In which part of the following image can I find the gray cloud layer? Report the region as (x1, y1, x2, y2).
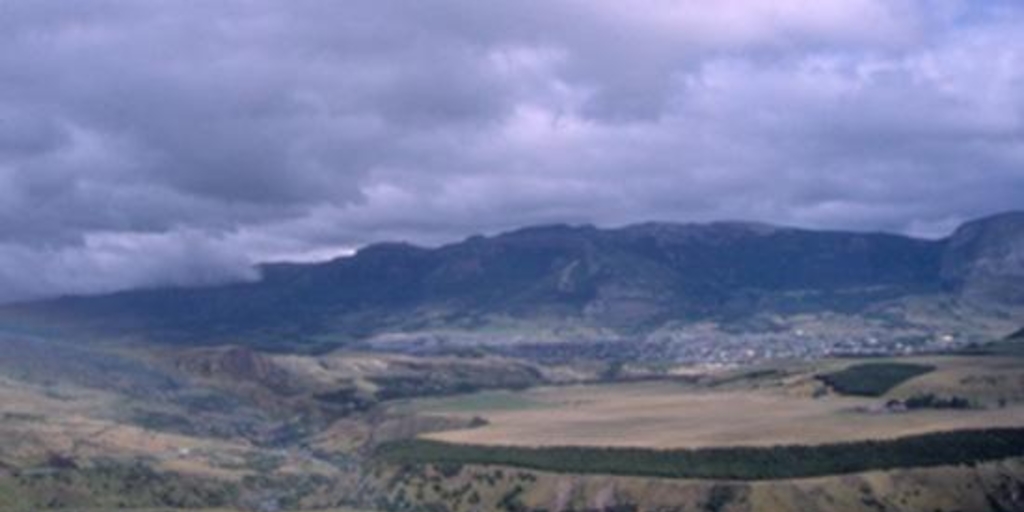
(1, 0, 1023, 302)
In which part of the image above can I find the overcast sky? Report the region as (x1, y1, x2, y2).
(1, 0, 1023, 302)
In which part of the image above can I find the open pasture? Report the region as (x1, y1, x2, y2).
(417, 355, 1024, 449)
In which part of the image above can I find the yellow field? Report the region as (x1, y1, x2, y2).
(418, 356, 1024, 449)
(889, 356, 1024, 403)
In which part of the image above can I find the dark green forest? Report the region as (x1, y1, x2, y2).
(378, 428, 1024, 480)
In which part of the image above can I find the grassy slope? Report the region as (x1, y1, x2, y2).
(372, 456, 1024, 512)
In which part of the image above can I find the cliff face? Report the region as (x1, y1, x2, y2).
(942, 212, 1024, 303)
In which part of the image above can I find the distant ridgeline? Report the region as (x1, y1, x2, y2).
(2, 211, 1023, 348)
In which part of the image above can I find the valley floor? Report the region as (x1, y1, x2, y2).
(3, 334, 1024, 512)
(417, 379, 1024, 449)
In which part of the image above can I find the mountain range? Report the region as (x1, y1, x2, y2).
(3, 211, 1023, 353)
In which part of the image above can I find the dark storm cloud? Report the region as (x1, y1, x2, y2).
(1, 0, 1023, 302)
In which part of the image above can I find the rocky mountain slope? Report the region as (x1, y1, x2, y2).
(2, 212, 1022, 351)
(942, 211, 1024, 303)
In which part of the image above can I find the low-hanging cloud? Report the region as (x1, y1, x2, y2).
(1, 0, 1023, 302)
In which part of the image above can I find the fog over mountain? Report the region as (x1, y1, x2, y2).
(3, 1, 1024, 302)
(5, 211, 1020, 355)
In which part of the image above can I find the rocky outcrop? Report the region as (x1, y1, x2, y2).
(175, 346, 298, 395)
